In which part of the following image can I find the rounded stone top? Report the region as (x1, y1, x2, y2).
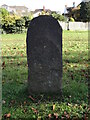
(28, 15, 62, 32)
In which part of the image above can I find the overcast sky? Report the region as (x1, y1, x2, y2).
(0, 0, 82, 13)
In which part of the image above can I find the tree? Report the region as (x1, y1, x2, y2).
(2, 15, 16, 33)
(80, 1, 90, 22)
(51, 12, 66, 21)
(22, 16, 31, 28)
(0, 8, 9, 19)
(15, 18, 25, 33)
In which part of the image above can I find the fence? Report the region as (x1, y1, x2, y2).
(59, 22, 90, 31)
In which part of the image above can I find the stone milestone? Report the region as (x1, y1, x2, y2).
(26, 15, 62, 94)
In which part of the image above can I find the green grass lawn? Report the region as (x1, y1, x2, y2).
(1, 31, 89, 119)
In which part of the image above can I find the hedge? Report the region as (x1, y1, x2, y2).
(1, 14, 31, 34)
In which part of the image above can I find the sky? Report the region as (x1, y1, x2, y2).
(0, 0, 82, 13)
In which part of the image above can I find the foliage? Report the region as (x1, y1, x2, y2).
(41, 10, 50, 15)
(28, 12, 33, 20)
(15, 18, 25, 33)
(69, 17, 75, 22)
(1, 10, 67, 33)
(0, 8, 33, 33)
(1, 15, 16, 33)
(0, 7, 31, 33)
(1, 31, 89, 119)
(0, 8, 9, 19)
(72, 9, 81, 22)
(22, 16, 31, 28)
(80, 1, 90, 22)
(52, 12, 66, 21)
(1, 14, 27, 33)
(1, 15, 20, 33)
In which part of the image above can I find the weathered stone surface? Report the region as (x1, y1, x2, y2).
(26, 15, 62, 94)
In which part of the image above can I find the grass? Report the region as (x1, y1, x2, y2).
(1, 31, 89, 119)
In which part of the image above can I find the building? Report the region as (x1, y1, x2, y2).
(64, 2, 76, 16)
(1, 4, 29, 16)
(31, 6, 52, 18)
(63, 2, 81, 21)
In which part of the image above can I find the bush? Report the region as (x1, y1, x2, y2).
(15, 18, 25, 33)
(22, 16, 31, 28)
(0, 28, 6, 34)
(0, 8, 9, 19)
(1, 15, 16, 33)
(69, 17, 75, 22)
(52, 12, 66, 21)
(1, 15, 26, 33)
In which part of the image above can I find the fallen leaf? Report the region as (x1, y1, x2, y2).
(66, 114, 70, 119)
(4, 113, 11, 118)
(23, 108, 27, 113)
(54, 113, 59, 119)
(53, 104, 55, 111)
(21, 54, 23, 56)
(7, 113, 11, 118)
(2, 61, 5, 68)
(85, 64, 88, 67)
(64, 111, 67, 115)
(29, 96, 35, 101)
(2, 100, 6, 104)
(24, 101, 26, 105)
(11, 100, 15, 104)
(31, 107, 38, 114)
(61, 116, 65, 119)
(48, 114, 52, 118)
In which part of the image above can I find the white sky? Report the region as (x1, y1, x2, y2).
(0, 0, 82, 13)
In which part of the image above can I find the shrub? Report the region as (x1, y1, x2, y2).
(1, 15, 16, 33)
(22, 16, 31, 28)
(1, 15, 26, 33)
(0, 8, 9, 19)
(15, 18, 25, 33)
(51, 12, 66, 21)
(69, 17, 75, 22)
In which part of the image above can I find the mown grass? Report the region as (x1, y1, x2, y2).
(1, 31, 89, 119)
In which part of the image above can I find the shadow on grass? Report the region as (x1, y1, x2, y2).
(3, 81, 63, 106)
(2, 80, 89, 120)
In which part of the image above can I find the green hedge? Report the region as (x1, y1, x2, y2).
(1, 16, 31, 34)
(0, 8, 32, 34)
